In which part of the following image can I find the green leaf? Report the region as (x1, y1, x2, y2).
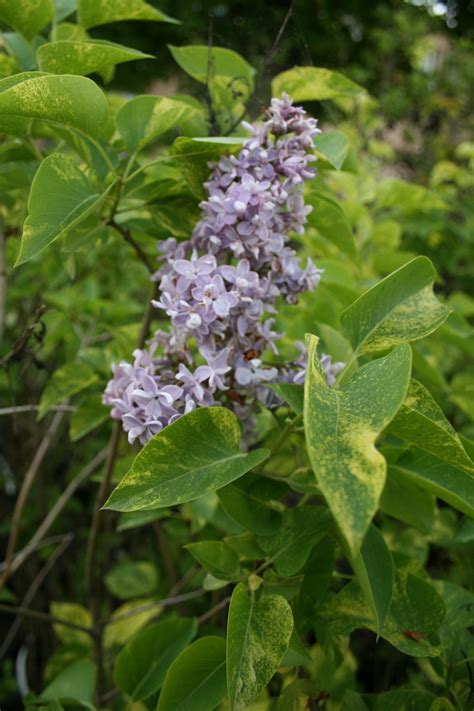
(169, 44, 255, 92)
(116, 95, 207, 151)
(272, 66, 366, 102)
(256, 506, 331, 576)
(185, 541, 240, 581)
(105, 561, 159, 600)
(0, 0, 54, 39)
(69, 393, 108, 441)
(307, 191, 356, 257)
(217, 477, 282, 536)
(314, 131, 350, 170)
(15, 153, 116, 265)
(40, 659, 96, 709)
(346, 524, 393, 635)
(157, 636, 227, 711)
(377, 178, 446, 214)
(114, 617, 197, 701)
(429, 700, 456, 711)
(380, 465, 435, 532)
(38, 361, 98, 420)
(316, 569, 445, 657)
(104, 407, 269, 512)
(304, 335, 412, 552)
(0, 73, 109, 138)
(269, 383, 304, 415)
(170, 136, 236, 199)
(50, 602, 91, 648)
(78, 0, 178, 29)
(390, 449, 474, 517)
(387, 379, 473, 473)
(340, 257, 450, 356)
(37, 40, 152, 76)
(227, 584, 293, 711)
(53, 0, 76, 22)
(104, 598, 161, 649)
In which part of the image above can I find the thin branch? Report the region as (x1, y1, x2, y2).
(0, 404, 75, 416)
(0, 603, 92, 635)
(0, 534, 74, 659)
(198, 595, 231, 625)
(0, 218, 6, 345)
(0, 305, 46, 367)
(104, 589, 207, 626)
(153, 521, 177, 586)
(263, 0, 295, 74)
(1, 448, 108, 578)
(138, 280, 160, 349)
(85, 423, 121, 703)
(108, 220, 155, 274)
(0, 410, 65, 586)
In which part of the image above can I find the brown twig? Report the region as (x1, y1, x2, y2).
(153, 521, 177, 586)
(0, 603, 92, 635)
(0, 534, 74, 659)
(198, 595, 231, 625)
(1, 448, 108, 578)
(0, 410, 65, 586)
(104, 589, 207, 626)
(108, 220, 155, 274)
(0, 404, 75, 416)
(0, 218, 6, 345)
(0, 304, 46, 367)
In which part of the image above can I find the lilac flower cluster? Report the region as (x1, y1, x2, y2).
(104, 94, 343, 444)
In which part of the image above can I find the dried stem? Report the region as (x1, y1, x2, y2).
(0, 410, 65, 586)
(0, 218, 6, 346)
(0, 603, 92, 635)
(0, 534, 73, 659)
(0, 404, 75, 416)
(1, 447, 108, 578)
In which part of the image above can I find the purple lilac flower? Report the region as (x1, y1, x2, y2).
(104, 94, 343, 443)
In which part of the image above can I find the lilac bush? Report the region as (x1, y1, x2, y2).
(104, 94, 344, 444)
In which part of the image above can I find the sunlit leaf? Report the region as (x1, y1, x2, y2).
(304, 335, 412, 552)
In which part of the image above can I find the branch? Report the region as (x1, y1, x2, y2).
(104, 589, 207, 626)
(0, 305, 46, 367)
(0, 534, 74, 659)
(0, 409, 65, 586)
(0, 404, 75, 416)
(1, 448, 108, 578)
(0, 603, 92, 635)
(108, 220, 155, 274)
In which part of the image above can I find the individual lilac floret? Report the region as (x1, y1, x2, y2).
(103, 94, 341, 444)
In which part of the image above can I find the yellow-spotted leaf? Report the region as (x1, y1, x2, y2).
(272, 66, 366, 102)
(387, 379, 474, 473)
(0, 0, 54, 39)
(16, 153, 116, 265)
(78, 0, 178, 29)
(227, 584, 293, 711)
(0, 73, 109, 138)
(116, 95, 208, 151)
(104, 407, 269, 512)
(304, 335, 412, 552)
(37, 40, 153, 76)
(341, 257, 450, 356)
(316, 569, 445, 657)
(390, 449, 474, 518)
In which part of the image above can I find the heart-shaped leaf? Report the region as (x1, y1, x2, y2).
(104, 407, 269, 511)
(16, 153, 116, 265)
